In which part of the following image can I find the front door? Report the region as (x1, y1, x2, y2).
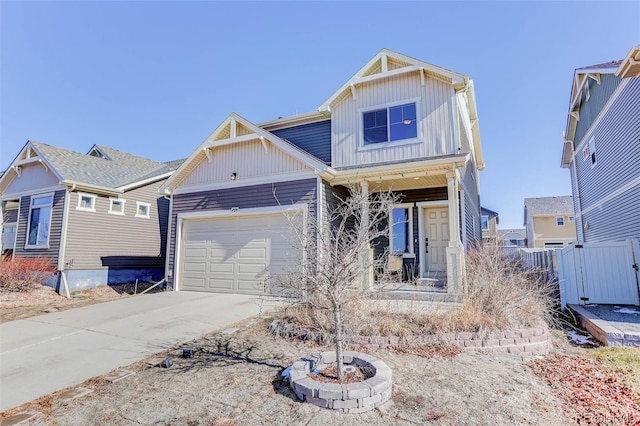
(423, 206, 449, 273)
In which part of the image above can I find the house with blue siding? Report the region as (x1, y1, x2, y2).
(561, 46, 640, 243)
(161, 49, 485, 297)
(0, 142, 182, 290)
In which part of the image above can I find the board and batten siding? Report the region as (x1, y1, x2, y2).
(167, 179, 318, 285)
(13, 190, 66, 262)
(63, 179, 169, 270)
(4, 163, 59, 195)
(574, 74, 622, 148)
(270, 120, 332, 165)
(573, 78, 640, 243)
(332, 72, 457, 168)
(179, 139, 311, 189)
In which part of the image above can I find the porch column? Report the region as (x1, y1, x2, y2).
(359, 181, 373, 289)
(446, 170, 465, 295)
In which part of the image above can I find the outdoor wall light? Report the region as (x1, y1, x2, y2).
(230, 172, 237, 180)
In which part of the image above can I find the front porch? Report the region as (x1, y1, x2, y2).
(330, 156, 471, 298)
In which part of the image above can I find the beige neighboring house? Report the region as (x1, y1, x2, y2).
(523, 196, 577, 248)
(500, 228, 526, 247)
(481, 207, 500, 246)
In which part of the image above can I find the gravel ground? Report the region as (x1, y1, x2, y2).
(1, 315, 570, 426)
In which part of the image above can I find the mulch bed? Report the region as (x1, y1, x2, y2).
(307, 365, 368, 384)
(528, 353, 640, 425)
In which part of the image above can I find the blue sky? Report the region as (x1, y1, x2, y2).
(1, 1, 638, 229)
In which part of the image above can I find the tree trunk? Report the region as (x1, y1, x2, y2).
(333, 305, 344, 381)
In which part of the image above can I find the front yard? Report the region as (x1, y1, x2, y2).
(1, 309, 639, 425)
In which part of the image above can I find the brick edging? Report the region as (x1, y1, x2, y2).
(348, 323, 552, 355)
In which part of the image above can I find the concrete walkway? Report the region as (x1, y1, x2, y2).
(569, 304, 640, 347)
(0, 291, 267, 411)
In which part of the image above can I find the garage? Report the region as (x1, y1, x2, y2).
(179, 212, 300, 294)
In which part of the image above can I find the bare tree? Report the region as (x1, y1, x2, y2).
(270, 185, 400, 380)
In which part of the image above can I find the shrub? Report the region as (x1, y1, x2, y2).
(0, 256, 57, 292)
(462, 244, 558, 331)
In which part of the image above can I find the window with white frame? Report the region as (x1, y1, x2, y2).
(569, 216, 575, 222)
(26, 194, 53, 248)
(481, 215, 489, 230)
(390, 205, 413, 255)
(109, 199, 126, 215)
(588, 137, 596, 165)
(136, 202, 150, 218)
(556, 216, 565, 226)
(362, 102, 417, 145)
(76, 193, 96, 212)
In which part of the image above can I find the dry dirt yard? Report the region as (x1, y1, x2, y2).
(2, 302, 639, 426)
(0, 282, 163, 323)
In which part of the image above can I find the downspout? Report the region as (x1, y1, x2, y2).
(163, 191, 174, 290)
(570, 154, 585, 243)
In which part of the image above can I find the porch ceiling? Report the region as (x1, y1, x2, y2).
(369, 174, 447, 192)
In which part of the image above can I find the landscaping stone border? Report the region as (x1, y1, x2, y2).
(289, 351, 392, 414)
(348, 323, 552, 355)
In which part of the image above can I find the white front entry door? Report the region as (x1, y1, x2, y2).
(423, 206, 449, 274)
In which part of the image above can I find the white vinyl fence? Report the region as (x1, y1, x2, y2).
(557, 239, 640, 308)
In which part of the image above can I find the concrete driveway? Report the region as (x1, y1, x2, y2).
(0, 291, 267, 411)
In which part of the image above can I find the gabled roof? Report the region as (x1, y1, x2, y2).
(318, 48, 466, 113)
(524, 196, 574, 223)
(0, 140, 181, 195)
(160, 113, 335, 194)
(616, 46, 640, 78)
(481, 207, 499, 220)
(562, 54, 626, 167)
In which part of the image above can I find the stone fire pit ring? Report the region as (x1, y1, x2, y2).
(289, 350, 392, 413)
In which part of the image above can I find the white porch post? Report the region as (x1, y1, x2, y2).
(359, 181, 373, 289)
(446, 170, 464, 294)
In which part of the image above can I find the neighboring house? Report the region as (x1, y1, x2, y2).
(500, 228, 526, 247)
(523, 196, 577, 248)
(480, 207, 499, 246)
(160, 49, 485, 296)
(0, 141, 182, 290)
(560, 46, 640, 243)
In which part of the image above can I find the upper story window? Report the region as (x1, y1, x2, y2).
(556, 216, 565, 226)
(76, 192, 96, 212)
(390, 205, 413, 255)
(588, 137, 596, 165)
(26, 194, 53, 248)
(481, 215, 489, 230)
(363, 102, 417, 145)
(136, 202, 151, 219)
(109, 199, 126, 215)
(569, 216, 575, 223)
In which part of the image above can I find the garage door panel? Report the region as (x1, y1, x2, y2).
(180, 212, 301, 295)
(208, 278, 234, 290)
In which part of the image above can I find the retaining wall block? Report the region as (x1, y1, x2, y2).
(292, 360, 309, 373)
(500, 338, 516, 346)
(359, 392, 383, 408)
(332, 398, 359, 410)
(318, 383, 344, 400)
(292, 377, 317, 399)
(320, 351, 337, 364)
(346, 382, 371, 399)
(305, 396, 330, 409)
(364, 376, 391, 395)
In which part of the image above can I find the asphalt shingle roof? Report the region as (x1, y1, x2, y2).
(576, 60, 623, 71)
(30, 141, 182, 189)
(524, 196, 575, 216)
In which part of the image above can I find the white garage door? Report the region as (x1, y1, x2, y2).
(180, 212, 299, 294)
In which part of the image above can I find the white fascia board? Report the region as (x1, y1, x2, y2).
(117, 171, 174, 192)
(63, 180, 122, 196)
(318, 48, 465, 112)
(258, 111, 328, 130)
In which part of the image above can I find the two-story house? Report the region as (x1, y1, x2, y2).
(160, 49, 485, 297)
(0, 141, 182, 290)
(481, 207, 500, 246)
(560, 46, 640, 243)
(523, 196, 577, 248)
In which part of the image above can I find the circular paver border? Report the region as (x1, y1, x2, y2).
(289, 351, 392, 413)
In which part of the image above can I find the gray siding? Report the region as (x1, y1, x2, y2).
(271, 120, 332, 165)
(573, 78, 640, 242)
(168, 178, 318, 281)
(14, 190, 66, 262)
(64, 179, 169, 270)
(460, 159, 481, 246)
(574, 74, 622, 146)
